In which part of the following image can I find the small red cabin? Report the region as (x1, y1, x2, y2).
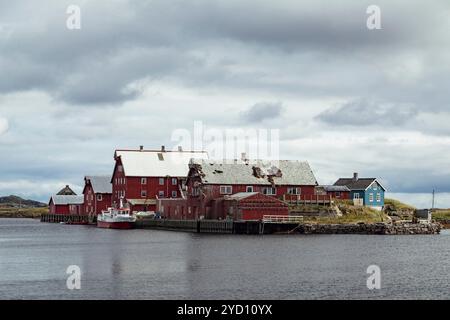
(315, 185, 351, 200)
(49, 195, 84, 215)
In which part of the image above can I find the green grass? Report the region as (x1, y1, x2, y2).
(0, 207, 48, 218)
(303, 211, 388, 224)
(432, 209, 450, 221)
(384, 198, 415, 211)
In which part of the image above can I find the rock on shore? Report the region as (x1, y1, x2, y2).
(298, 222, 441, 235)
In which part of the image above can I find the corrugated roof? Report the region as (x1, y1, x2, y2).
(50, 195, 84, 205)
(116, 150, 208, 177)
(319, 185, 351, 192)
(334, 178, 384, 190)
(189, 159, 318, 186)
(225, 192, 259, 200)
(86, 176, 112, 194)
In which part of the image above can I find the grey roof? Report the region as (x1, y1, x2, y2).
(226, 192, 259, 200)
(189, 159, 318, 186)
(319, 185, 351, 192)
(86, 176, 112, 194)
(50, 195, 84, 205)
(334, 178, 385, 191)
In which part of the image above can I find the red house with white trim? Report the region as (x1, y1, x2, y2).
(83, 176, 112, 216)
(111, 146, 208, 212)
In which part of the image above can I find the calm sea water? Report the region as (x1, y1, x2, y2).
(0, 219, 448, 300)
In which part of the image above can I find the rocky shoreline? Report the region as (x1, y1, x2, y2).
(297, 222, 441, 235)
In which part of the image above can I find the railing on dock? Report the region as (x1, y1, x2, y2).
(262, 215, 304, 223)
(283, 194, 332, 205)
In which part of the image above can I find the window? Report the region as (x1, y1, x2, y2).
(262, 187, 276, 195)
(172, 178, 177, 185)
(335, 192, 341, 198)
(159, 178, 164, 185)
(369, 193, 374, 202)
(158, 191, 165, 198)
(287, 187, 300, 195)
(192, 187, 200, 196)
(353, 193, 360, 199)
(220, 185, 233, 194)
(141, 190, 147, 198)
(376, 193, 381, 202)
(246, 186, 253, 193)
(141, 178, 147, 185)
(97, 194, 102, 201)
(172, 191, 177, 198)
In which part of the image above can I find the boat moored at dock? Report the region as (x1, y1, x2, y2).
(97, 206, 136, 229)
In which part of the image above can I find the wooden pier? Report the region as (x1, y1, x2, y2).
(40, 213, 93, 224)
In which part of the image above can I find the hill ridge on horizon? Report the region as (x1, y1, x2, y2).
(0, 195, 47, 208)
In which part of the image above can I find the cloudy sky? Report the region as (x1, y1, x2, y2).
(1, 0, 450, 205)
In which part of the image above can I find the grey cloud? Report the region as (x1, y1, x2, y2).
(241, 102, 283, 123)
(316, 99, 418, 126)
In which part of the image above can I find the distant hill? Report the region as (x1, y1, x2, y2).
(0, 195, 47, 208)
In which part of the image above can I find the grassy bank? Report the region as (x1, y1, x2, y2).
(0, 207, 48, 218)
(432, 209, 450, 221)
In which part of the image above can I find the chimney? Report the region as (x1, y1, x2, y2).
(66, 185, 69, 188)
(353, 172, 359, 182)
(178, 146, 183, 152)
(161, 145, 166, 152)
(139, 145, 144, 151)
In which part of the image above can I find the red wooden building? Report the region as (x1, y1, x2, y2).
(111, 146, 208, 212)
(315, 185, 351, 200)
(49, 195, 84, 215)
(83, 176, 112, 216)
(157, 158, 318, 220)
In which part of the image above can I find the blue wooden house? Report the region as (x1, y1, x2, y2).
(333, 173, 386, 210)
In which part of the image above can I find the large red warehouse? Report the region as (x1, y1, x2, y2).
(158, 158, 318, 220)
(111, 146, 208, 212)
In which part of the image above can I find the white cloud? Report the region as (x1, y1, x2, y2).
(0, 117, 8, 135)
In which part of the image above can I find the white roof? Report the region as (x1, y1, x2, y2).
(85, 176, 112, 194)
(50, 195, 84, 205)
(116, 150, 208, 177)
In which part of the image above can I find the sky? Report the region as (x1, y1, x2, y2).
(1, 0, 450, 204)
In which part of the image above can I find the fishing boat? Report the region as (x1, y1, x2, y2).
(97, 198, 136, 229)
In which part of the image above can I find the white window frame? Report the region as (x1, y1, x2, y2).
(369, 193, 374, 202)
(97, 194, 102, 201)
(335, 192, 341, 198)
(376, 193, 381, 202)
(287, 187, 300, 195)
(159, 178, 165, 185)
(141, 177, 147, 185)
(353, 193, 360, 199)
(246, 186, 253, 193)
(219, 185, 233, 195)
(141, 190, 147, 198)
(262, 187, 276, 195)
(158, 190, 165, 198)
(172, 178, 177, 186)
(171, 191, 177, 198)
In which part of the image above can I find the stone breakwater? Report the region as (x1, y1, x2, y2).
(297, 222, 441, 235)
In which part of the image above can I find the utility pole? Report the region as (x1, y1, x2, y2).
(431, 189, 435, 211)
